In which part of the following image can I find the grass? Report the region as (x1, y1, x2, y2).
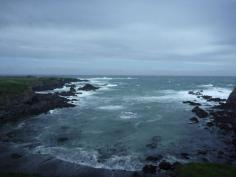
(175, 163, 236, 177)
(0, 76, 72, 95)
(0, 174, 41, 177)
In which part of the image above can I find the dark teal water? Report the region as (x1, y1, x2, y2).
(2, 76, 236, 170)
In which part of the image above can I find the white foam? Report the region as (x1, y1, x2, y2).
(124, 87, 232, 104)
(98, 105, 124, 111)
(120, 112, 137, 119)
(202, 87, 231, 99)
(78, 91, 95, 97)
(198, 84, 214, 88)
(124, 90, 195, 103)
(33, 146, 141, 171)
(54, 85, 70, 92)
(89, 77, 113, 81)
(49, 110, 55, 114)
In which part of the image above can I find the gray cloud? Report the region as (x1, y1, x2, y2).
(0, 0, 236, 75)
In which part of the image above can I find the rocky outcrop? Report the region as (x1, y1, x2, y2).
(190, 117, 199, 123)
(159, 161, 172, 170)
(56, 86, 77, 97)
(226, 87, 236, 109)
(78, 84, 99, 91)
(145, 155, 163, 162)
(0, 77, 79, 123)
(142, 164, 157, 174)
(32, 78, 78, 91)
(192, 106, 208, 118)
(183, 101, 201, 106)
(0, 93, 75, 122)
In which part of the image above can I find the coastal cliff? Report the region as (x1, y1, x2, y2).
(0, 76, 78, 122)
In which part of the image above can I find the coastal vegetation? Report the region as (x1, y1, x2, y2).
(0, 76, 78, 122)
(174, 163, 236, 177)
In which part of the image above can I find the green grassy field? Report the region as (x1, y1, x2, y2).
(175, 163, 236, 177)
(0, 76, 73, 95)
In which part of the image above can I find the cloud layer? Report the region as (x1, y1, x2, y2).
(0, 0, 236, 75)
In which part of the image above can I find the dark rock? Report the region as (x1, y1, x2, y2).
(33, 78, 78, 91)
(77, 79, 89, 82)
(180, 153, 189, 159)
(0, 93, 75, 123)
(192, 106, 208, 118)
(159, 161, 172, 170)
(146, 136, 161, 149)
(201, 94, 226, 102)
(56, 86, 77, 97)
(132, 172, 140, 177)
(188, 91, 194, 95)
(57, 137, 69, 143)
(142, 164, 157, 174)
(11, 153, 22, 159)
(78, 84, 99, 91)
(208, 98, 226, 102)
(226, 87, 236, 109)
(201, 95, 212, 100)
(206, 122, 214, 127)
(70, 86, 76, 93)
(218, 123, 232, 131)
(145, 155, 163, 162)
(190, 117, 199, 123)
(201, 157, 209, 162)
(197, 150, 208, 155)
(0, 78, 77, 123)
(172, 162, 182, 169)
(183, 101, 201, 106)
(188, 91, 203, 96)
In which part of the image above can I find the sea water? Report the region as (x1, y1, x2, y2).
(2, 76, 236, 170)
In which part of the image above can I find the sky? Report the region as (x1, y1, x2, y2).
(0, 0, 236, 76)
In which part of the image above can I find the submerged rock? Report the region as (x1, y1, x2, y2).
(192, 106, 208, 118)
(197, 150, 208, 155)
(57, 137, 69, 143)
(146, 136, 161, 149)
(183, 101, 201, 106)
(142, 164, 157, 174)
(11, 153, 22, 159)
(188, 91, 203, 96)
(190, 117, 199, 123)
(206, 122, 214, 127)
(78, 84, 99, 91)
(145, 155, 163, 162)
(159, 161, 172, 170)
(181, 153, 190, 159)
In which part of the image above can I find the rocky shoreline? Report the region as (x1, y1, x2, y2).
(0, 77, 80, 123)
(0, 77, 236, 177)
(183, 87, 236, 159)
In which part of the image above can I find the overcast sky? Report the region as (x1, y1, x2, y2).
(0, 0, 236, 76)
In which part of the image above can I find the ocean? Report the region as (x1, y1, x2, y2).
(2, 76, 236, 171)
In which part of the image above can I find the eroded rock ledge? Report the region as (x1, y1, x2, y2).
(0, 77, 78, 123)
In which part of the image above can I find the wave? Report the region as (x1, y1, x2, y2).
(202, 87, 231, 99)
(123, 87, 232, 104)
(89, 77, 113, 80)
(33, 146, 142, 171)
(98, 105, 124, 111)
(120, 112, 137, 119)
(198, 84, 214, 88)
